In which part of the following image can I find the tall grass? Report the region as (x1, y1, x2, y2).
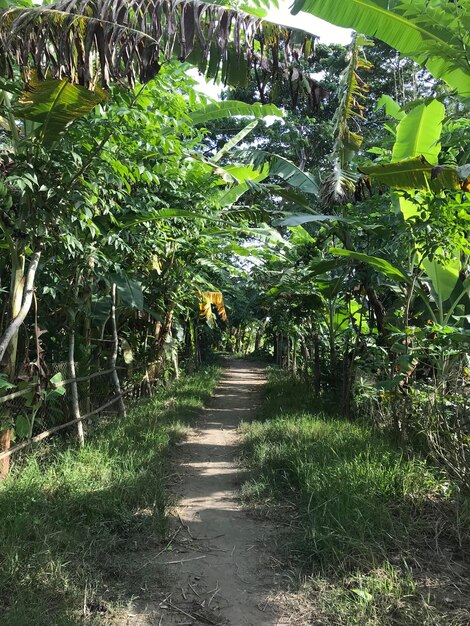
(241, 369, 469, 625)
(0, 366, 220, 626)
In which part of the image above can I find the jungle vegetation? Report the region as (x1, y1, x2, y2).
(0, 0, 468, 623)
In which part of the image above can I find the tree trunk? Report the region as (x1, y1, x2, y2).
(142, 319, 152, 395)
(300, 335, 309, 376)
(0, 248, 42, 369)
(110, 283, 126, 417)
(367, 287, 386, 336)
(68, 312, 84, 445)
(292, 336, 297, 375)
(243, 327, 251, 354)
(0, 428, 11, 479)
(154, 306, 174, 375)
(6, 246, 25, 378)
(235, 326, 242, 353)
(188, 317, 198, 369)
(82, 283, 92, 414)
(314, 332, 321, 395)
(341, 335, 352, 419)
(172, 344, 180, 380)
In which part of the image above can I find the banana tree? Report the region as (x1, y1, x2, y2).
(330, 247, 470, 388)
(330, 249, 469, 326)
(361, 98, 467, 312)
(290, 0, 470, 105)
(0, 0, 323, 384)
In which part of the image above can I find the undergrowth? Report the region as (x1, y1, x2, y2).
(0, 366, 220, 626)
(241, 368, 470, 626)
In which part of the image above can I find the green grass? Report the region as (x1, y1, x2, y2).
(0, 366, 220, 626)
(241, 369, 470, 625)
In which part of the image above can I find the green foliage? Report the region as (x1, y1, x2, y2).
(212, 120, 259, 163)
(110, 271, 144, 311)
(240, 149, 320, 196)
(375, 94, 405, 121)
(13, 373, 66, 440)
(330, 248, 410, 283)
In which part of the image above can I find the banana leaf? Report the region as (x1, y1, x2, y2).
(290, 0, 470, 104)
(330, 248, 411, 284)
(360, 156, 468, 191)
(18, 77, 108, 145)
(392, 100, 445, 164)
(189, 101, 283, 125)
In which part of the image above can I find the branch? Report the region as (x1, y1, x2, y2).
(0, 393, 124, 462)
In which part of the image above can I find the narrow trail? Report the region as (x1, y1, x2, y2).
(123, 359, 282, 626)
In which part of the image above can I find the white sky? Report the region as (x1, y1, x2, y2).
(267, 1, 352, 45)
(189, 1, 352, 98)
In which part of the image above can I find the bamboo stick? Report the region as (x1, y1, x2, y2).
(0, 394, 124, 462)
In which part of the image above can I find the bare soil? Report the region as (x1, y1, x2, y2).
(117, 359, 282, 626)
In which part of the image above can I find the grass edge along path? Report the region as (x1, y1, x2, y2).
(240, 368, 470, 626)
(0, 365, 220, 626)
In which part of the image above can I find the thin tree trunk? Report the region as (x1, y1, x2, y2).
(367, 287, 386, 336)
(7, 246, 25, 378)
(0, 247, 42, 368)
(142, 319, 152, 395)
(153, 306, 174, 376)
(341, 335, 352, 419)
(172, 344, 180, 380)
(0, 428, 11, 479)
(235, 326, 242, 353)
(110, 283, 126, 417)
(189, 317, 198, 368)
(82, 283, 92, 414)
(68, 312, 84, 445)
(314, 332, 321, 395)
(292, 336, 297, 375)
(243, 327, 251, 354)
(300, 335, 309, 376)
(254, 326, 263, 352)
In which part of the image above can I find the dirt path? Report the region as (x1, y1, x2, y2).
(122, 359, 281, 626)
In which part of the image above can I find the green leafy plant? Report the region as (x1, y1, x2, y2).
(15, 373, 66, 440)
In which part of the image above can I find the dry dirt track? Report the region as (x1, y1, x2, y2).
(122, 359, 283, 626)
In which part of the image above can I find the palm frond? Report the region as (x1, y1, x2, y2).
(0, 0, 316, 90)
